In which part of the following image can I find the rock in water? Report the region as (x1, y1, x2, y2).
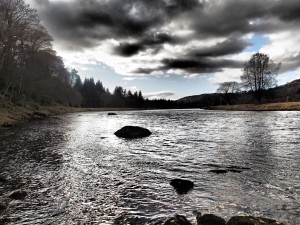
(227, 216, 284, 225)
(170, 179, 194, 194)
(9, 190, 27, 200)
(164, 215, 192, 225)
(108, 112, 117, 115)
(0, 175, 8, 183)
(196, 214, 226, 225)
(114, 126, 151, 139)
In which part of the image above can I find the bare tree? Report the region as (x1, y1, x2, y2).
(241, 53, 280, 102)
(217, 81, 241, 94)
(217, 81, 241, 104)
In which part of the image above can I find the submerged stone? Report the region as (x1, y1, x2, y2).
(114, 126, 151, 139)
(170, 179, 194, 194)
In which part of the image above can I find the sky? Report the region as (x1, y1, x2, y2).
(26, 0, 300, 100)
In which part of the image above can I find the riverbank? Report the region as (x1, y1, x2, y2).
(203, 102, 300, 111)
(0, 99, 141, 127)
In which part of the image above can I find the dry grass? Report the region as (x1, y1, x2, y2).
(205, 102, 300, 111)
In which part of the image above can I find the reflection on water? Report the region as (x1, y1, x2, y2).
(1, 110, 300, 224)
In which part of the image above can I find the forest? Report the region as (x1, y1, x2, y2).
(0, 0, 194, 109)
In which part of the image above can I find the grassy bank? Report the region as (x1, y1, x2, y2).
(0, 99, 150, 127)
(0, 99, 88, 126)
(203, 102, 300, 111)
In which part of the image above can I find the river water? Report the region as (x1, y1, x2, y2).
(0, 109, 300, 225)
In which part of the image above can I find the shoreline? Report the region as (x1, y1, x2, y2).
(0, 100, 148, 127)
(202, 102, 300, 111)
(2, 101, 300, 127)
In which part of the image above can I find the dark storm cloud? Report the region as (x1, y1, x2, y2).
(114, 43, 144, 57)
(271, 0, 300, 21)
(114, 32, 178, 56)
(190, 37, 250, 57)
(34, 0, 300, 74)
(161, 58, 243, 73)
(134, 57, 243, 74)
(35, 0, 201, 47)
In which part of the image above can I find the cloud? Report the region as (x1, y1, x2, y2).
(31, 0, 300, 81)
(143, 91, 175, 99)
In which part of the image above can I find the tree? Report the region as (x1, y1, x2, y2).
(217, 81, 241, 104)
(241, 53, 281, 102)
(217, 81, 241, 94)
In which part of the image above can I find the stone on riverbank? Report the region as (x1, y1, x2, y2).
(170, 179, 194, 194)
(114, 126, 151, 139)
(227, 216, 284, 225)
(1, 122, 14, 128)
(196, 214, 226, 225)
(164, 215, 192, 225)
(163, 214, 284, 225)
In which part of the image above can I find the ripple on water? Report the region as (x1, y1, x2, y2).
(1, 110, 300, 224)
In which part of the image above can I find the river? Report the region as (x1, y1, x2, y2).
(0, 109, 300, 224)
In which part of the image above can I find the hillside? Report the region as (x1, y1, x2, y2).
(178, 79, 300, 108)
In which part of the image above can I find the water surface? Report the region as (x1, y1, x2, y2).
(0, 110, 300, 224)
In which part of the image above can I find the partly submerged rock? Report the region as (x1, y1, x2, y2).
(164, 215, 192, 225)
(114, 126, 151, 139)
(9, 190, 27, 200)
(196, 214, 226, 225)
(170, 179, 194, 194)
(108, 112, 117, 115)
(227, 216, 284, 225)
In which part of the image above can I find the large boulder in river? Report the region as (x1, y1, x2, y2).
(227, 216, 284, 225)
(164, 215, 192, 225)
(114, 126, 151, 139)
(196, 214, 226, 225)
(170, 179, 194, 194)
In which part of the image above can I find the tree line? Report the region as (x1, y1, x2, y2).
(0, 0, 195, 109)
(0, 0, 81, 106)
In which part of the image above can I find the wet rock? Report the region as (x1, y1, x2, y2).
(227, 216, 284, 225)
(0, 217, 11, 224)
(108, 112, 117, 115)
(114, 126, 151, 139)
(1, 122, 14, 128)
(0, 175, 8, 183)
(209, 169, 228, 174)
(164, 215, 192, 225)
(9, 190, 27, 200)
(170, 179, 194, 194)
(196, 214, 226, 225)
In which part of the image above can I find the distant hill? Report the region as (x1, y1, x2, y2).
(178, 79, 300, 107)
